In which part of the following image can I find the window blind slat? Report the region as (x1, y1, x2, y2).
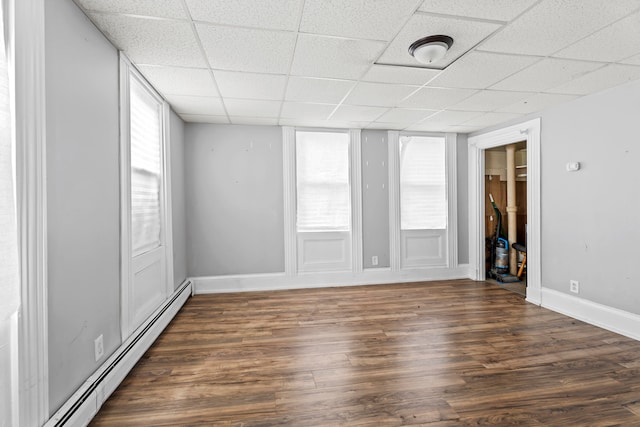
(400, 136, 447, 230)
(296, 131, 351, 232)
(130, 78, 162, 254)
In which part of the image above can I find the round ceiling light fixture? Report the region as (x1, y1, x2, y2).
(409, 35, 454, 65)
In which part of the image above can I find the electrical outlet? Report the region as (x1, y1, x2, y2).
(371, 256, 379, 266)
(94, 334, 104, 361)
(570, 280, 579, 294)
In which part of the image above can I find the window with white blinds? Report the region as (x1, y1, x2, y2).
(399, 136, 447, 230)
(296, 131, 351, 232)
(130, 76, 163, 255)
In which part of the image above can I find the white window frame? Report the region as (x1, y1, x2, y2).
(283, 127, 362, 275)
(388, 131, 458, 271)
(119, 53, 174, 339)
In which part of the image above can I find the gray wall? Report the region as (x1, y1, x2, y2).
(185, 124, 285, 276)
(456, 134, 469, 264)
(362, 130, 390, 268)
(170, 110, 187, 288)
(46, 0, 121, 412)
(538, 79, 640, 314)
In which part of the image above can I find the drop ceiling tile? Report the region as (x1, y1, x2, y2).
(554, 11, 640, 62)
(362, 64, 441, 85)
(229, 117, 279, 126)
(223, 99, 282, 118)
(449, 90, 532, 112)
(462, 112, 523, 128)
(280, 102, 336, 120)
(88, 13, 206, 67)
(445, 125, 485, 134)
(197, 24, 296, 74)
(137, 66, 218, 97)
(496, 93, 577, 114)
(398, 87, 477, 109)
(213, 71, 287, 100)
(366, 122, 407, 130)
(179, 114, 229, 123)
(548, 64, 640, 95)
(165, 95, 226, 115)
(428, 52, 538, 89)
(422, 110, 483, 126)
(291, 34, 386, 80)
(479, 0, 640, 56)
(299, 0, 421, 41)
(77, 0, 187, 19)
(330, 105, 389, 122)
(621, 53, 640, 65)
(418, 0, 538, 22)
(375, 108, 437, 123)
(185, 0, 303, 30)
(404, 122, 449, 132)
(285, 77, 356, 103)
(279, 118, 370, 129)
(344, 82, 420, 108)
(490, 58, 603, 92)
(377, 14, 501, 69)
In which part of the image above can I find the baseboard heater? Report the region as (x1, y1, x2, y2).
(44, 280, 193, 427)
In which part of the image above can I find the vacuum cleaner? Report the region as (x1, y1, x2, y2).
(488, 194, 520, 283)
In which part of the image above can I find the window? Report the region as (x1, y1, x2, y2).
(296, 131, 350, 232)
(399, 136, 446, 230)
(130, 76, 163, 255)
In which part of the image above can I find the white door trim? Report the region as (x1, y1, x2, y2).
(13, 0, 50, 423)
(468, 118, 541, 305)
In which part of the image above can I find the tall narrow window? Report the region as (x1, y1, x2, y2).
(296, 131, 350, 231)
(130, 76, 162, 255)
(400, 136, 446, 230)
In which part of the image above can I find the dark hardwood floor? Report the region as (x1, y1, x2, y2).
(90, 280, 640, 426)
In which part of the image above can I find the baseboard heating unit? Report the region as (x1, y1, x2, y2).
(44, 280, 193, 427)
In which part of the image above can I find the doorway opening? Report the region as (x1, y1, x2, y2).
(468, 118, 541, 305)
(484, 142, 527, 296)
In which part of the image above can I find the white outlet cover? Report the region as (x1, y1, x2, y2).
(94, 334, 104, 361)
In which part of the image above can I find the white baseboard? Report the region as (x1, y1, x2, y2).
(541, 287, 640, 341)
(193, 265, 471, 294)
(44, 280, 192, 427)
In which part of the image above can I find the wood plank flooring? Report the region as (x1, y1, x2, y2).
(90, 280, 640, 426)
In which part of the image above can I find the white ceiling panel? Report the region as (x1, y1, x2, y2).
(621, 53, 640, 65)
(399, 87, 477, 109)
(291, 34, 386, 80)
(285, 77, 356, 104)
(76, 0, 187, 19)
(179, 114, 229, 123)
(547, 64, 640, 95)
(213, 71, 287, 100)
(137, 65, 219, 97)
(375, 108, 437, 123)
(449, 90, 531, 112)
(229, 117, 279, 126)
(490, 58, 603, 92)
(418, 0, 538, 22)
(299, 0, 421, 41)
(366, 122, 407, 130)
(479, 0, 640, 56)
(279, 118, 371, 129)
(496, 93, 577, 114)
(330, 105, 388, 122)
(280, 102, 336, 120)
(462, 112, 523, 128)
(362, 64, 440, 85)
(224, 99, 282, 118)
(420, 110, 483, 126)
(378, 14, 501, 69)
(88, 13, 206, 67)
(553, 12, 640, 62)
(428, 52, 538, 89)
(164, 95, 226, 115)
(197, 24, 296, 74)
(344, 82, 419, 107)
(185, 0, 303, 31)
